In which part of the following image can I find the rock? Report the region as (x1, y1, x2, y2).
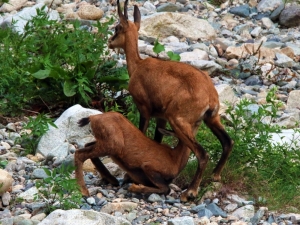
(270, 129, 300, 148)
(216, 84, 239, 105)
(269, 3, 284, 21)
(197, 208, 213, 219)
(250, 27, 262, 37)
(31, 168, 49, 179)
(148, 193, 164, 202)
(143, 1, 156, 12)
(180, 49, 209, 61)
(231, 205, 255, 220)
(229, 4, 250, 17)
(190, 60, 222, 75)
(225, 43, 281, 64)
(275, 53, 295, 68)
(251, 207, 267, 225)
(279, 5, 300, 28)
(0, 0, 27, 13)
(206, 203, 227, 218)
(0, 3, 60, 34)
(139, 12, 216, 41)
(224, 203, 238, 212)
(38, 209, 131, 225)
(286, 90, 300, 112)
(1, 192, 11, 206)
(261, 17, 274, 29)
(105, 162, 123, 176)
(101, 202, 138, 214)
(77, 5, 104, 20)
(0, 169, 13, 194)
(168, 216, 194, 225)
(157, 3, 182, 12)
(36, 105, 101, 158)
(257, 0, 283, 13)
(17, 187, 38, 202)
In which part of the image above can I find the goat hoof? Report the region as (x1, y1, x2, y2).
(213, 174, 221, 182)
(180, 189, 197, 202)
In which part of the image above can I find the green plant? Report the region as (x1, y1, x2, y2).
(34, 164, 82, 214)
(175, 87, 300, 211)
(0, 160, 8, 169)
(153, 38, 181, 61)
(18, 113, 57, 154)
(0, 6, 126, 116)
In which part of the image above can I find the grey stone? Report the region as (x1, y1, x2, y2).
(38, 209, 131, 225)
(197, 208, 213, 219)
(31, 168, 49, 179)
(148, 193, 164, 202)
(229, 4, 250, 17)
(206, 203, 227, 218)
(279, 5, 300, 28)
(251, 207, 267, 225)
(245, 75, 263, 86)
(190, 203, 206, 213)
(157, 3, 182, 12)
(167, 216, 194, 225)
(257, 0, 283, 12)
(269, 3, 284, 21)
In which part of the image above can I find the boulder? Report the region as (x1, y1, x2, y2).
(36, 105, 101, 159)
(0, 169, 13, 194)
(0, 0, 27, 13)
(77, 5, 104, 20)
(139, 12, 216, 41)
(38, 209, 131, 225)
(279, 5, 300, 28)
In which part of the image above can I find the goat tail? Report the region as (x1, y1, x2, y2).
(78, 117, 90, 127)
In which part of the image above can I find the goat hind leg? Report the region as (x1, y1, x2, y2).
(128, 169, 169, 194)
(204, 115, 234, 181)
(90, 158, 119, 186)
(169, 119, 209, 202)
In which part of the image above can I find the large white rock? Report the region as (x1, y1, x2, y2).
(139, 12, 216, 41)
(36, 104, 101, 158)
(215, 84, 239, 105)
(0, 3, 60, 34)
(270, 129, 300, 148)
(0, 0, 28, 13)
(0, 169, 13, 194)
(38, 209, 131, 225)
(286, 90, 300, 112)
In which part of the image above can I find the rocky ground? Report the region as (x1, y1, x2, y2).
(0, 0, 300, 224)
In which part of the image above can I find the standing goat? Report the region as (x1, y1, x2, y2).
(108, 0, 234, 201)
(74, 112, 191, 196)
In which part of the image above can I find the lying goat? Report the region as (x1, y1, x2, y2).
(74, 112, 190, 196)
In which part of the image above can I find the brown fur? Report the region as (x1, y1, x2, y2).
(107, 0, 234, 201)
(74, 112, 191, 196)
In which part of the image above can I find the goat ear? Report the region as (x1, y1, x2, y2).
(158, 128, 176, 137)
(117, 0, 128, 24)
(133, 5, 141, 31)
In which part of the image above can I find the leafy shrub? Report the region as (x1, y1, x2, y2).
(17, 113, 57, 154)
(175, 88, 300, 211)
(34, 164, 82, 214)
(0, 6, 128, 116)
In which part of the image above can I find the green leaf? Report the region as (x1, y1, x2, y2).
(153, 38, 165, 54)
(43, 168, 52, 176)
(63, 80, 76, 97)
(32, 70, 51, 79)
(167, 51, 181, 61)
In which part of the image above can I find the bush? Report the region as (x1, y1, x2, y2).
(175, 88, 300, 211)
(0, 6, 128, 116)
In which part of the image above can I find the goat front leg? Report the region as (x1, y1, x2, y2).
(90, 157, 119, 186)
(75, 145, 95, 196)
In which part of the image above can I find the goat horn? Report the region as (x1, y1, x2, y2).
(124, 0, 128, 20)
(117, 0, 127, 21)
